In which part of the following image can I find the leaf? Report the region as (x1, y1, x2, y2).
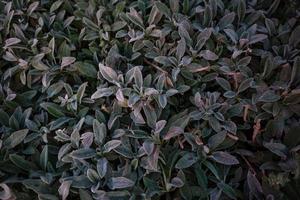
(9, 154, 38, 171)
(178, 25, 191, 45)
(126, 7, 144, 30)
(208, 131, 227, 149)
(218, 12, 235, 30)
(284, 126, 300, 148)
(4, 37, 21, 48)
(0, 184, 15, 200)
(209, 117, 221, 132)
(203, 5, 213, 26)
(170, 177, 184, 188)
(143, 140, 154, 155)
(223, 121, 237, 134)
(247, 171, 263, 195)
(74, 62, 97, 78)
(50, 0, 63, 13)
(108, 177, 135, 190)
(258, 90, 280, 103)
(40, 102, 65, 118)
(169, 0, 179, 13)
(91, 88, 114, 99)
(175, 153, 198, 169)
(47, 82, 64, 98)
(40, 145, 48, 171)
(238, 78, 254, 93)
(71, 148, 96, 159)
(154, 56, 171, 66)
(158, 94, 167, 108)
(290, 57, 300, 86)
(0, 109, 10, 126)
(267, 0, 280, 15)
(111, 21, 127, 32)
(210, 151, 239, 165)
(263, 141, 287, 159)
(155, 1, 171, 19)
(216, 77, 231, 91)
(81, 132, 94, 148)
(93, 119, 106, 145)
(97, 158, 108, 178)
(143, 105, 157, 128)
(217, 182, 237, 199)
(77, 82, 88, 104)
(99, 63, 118, 83)
(4, 129, 29, 149)
(148, 6, 162, 25)
(176, 38, 186, 60)
(164, 126, 183, 140)
(31, 53, 49, 70)
(58, 181, 72, 200)
(200, 50, 219, 61)
(133, 66, 143, 88)
(238, 56, 251, 66)
(248, 34, 268, 45)
(103, 140, 122, 153)
(224, 29, 238, 43)
(61, 57, 76, 69)
(155, 120, 167, 134)
(289, 25, 300, 47)
(237, 0, 246, 22)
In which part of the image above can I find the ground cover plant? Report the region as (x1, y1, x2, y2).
(1, 0, 300, 199)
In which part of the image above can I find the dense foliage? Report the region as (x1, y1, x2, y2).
(1, 0, 300, 199)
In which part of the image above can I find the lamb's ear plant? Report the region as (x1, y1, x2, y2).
(1, 0, 300, 199)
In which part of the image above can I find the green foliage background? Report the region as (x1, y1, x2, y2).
(1, 0, 300, 199)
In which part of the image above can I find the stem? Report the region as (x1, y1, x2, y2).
(144, 59, 168, 74)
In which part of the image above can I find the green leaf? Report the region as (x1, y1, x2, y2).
(77, 82, 88, 104)
(103, 140, 122, 153)
(50, 0, 63, 13)
(289, 25, 300, 48)
(91, 87, 114, 99)
(258, 90, 280, 103)
(176, 38, 186, 60)
(40, 145, 48, 171)
(4, 129, 29, 149)
(9, 154, 38, 171)
(47, 81, 64, 98)
(175, 153, 198, 169)
(99, 63, 118, 83)
(108, 177, 135, 190)
(218, 12, 235, 30)
(126, 7, 144, 30)
(111, 21, 127, 32)
(210, 151, 239, 165)
(31, 53, 49, 71)
(155, 1, 171, 19)
(74, 62, 97, 78)
(248, 34, 268, 45)
(58, 181, 72, 200)
(164, 126, 184, 140)
(263, 141, 287, 159)
(40, 102, 65, 118)
(216, 77, 231, 91)
(0, 109, 10, 126)
(200, 50, 219, 61)
(93, 119, 106, 145)
(97, 158, 108, 178)
(71, 148, 96, 159)
(208, 131, 227, 149)
(238, 78, 254, 93)
(237, 0, 246, 22)
(154, 56, 171, 66)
